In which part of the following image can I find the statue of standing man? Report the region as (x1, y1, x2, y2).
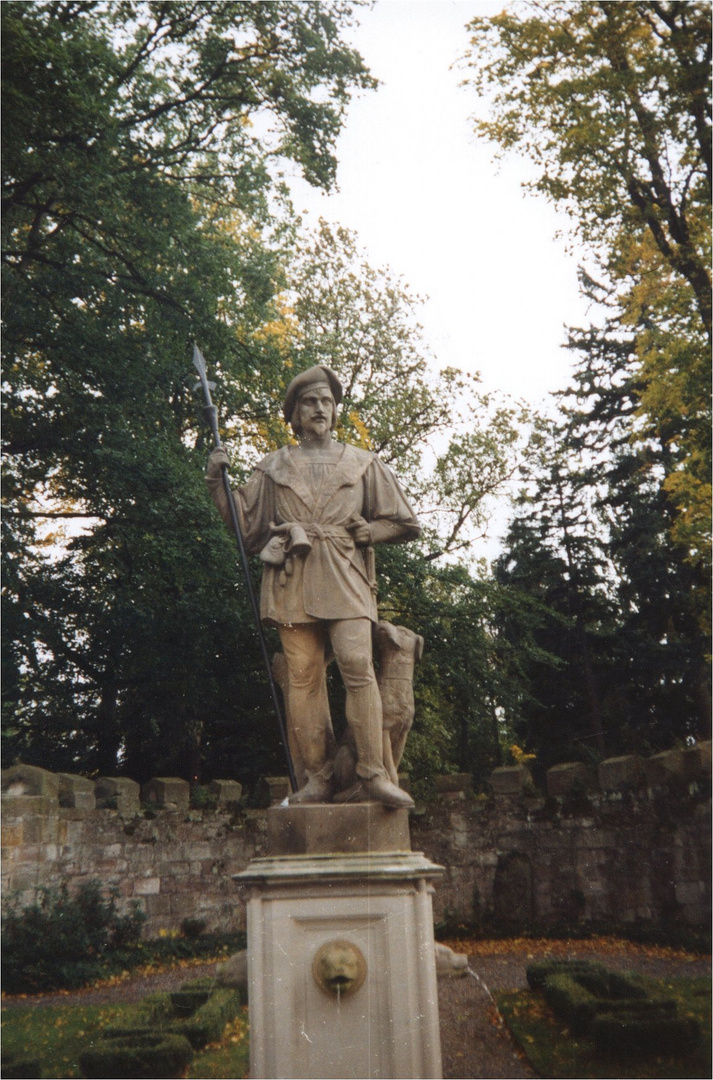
(206, 365, 419, 809)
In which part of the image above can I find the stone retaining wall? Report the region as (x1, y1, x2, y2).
(2, 745, 710, 938)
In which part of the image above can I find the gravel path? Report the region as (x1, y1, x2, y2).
(3, 941, 709, 1079)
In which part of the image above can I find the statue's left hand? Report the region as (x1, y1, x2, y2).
(206, 447, 230, 478)
(347, 516, 372, 547)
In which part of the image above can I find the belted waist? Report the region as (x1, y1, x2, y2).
(259, 520, 355, 569)
(302, 523, 353, 541)
(259, 519, 376, 594)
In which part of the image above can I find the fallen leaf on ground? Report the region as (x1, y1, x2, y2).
(440, 935, 708, 963)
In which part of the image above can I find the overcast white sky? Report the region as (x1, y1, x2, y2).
(288, 0, 592, 410)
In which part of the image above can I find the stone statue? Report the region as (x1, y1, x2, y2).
(206, 364, 421, 809)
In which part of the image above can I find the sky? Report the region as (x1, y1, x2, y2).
(288, 0, 592, 410)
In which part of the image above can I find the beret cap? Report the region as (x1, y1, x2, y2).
(283, 364, 343, 423)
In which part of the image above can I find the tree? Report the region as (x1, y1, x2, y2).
(495, 416, 616, 770)
(495, 320, 710, 773)
(371, 542, 552, 792)
(284, 219, 528, 561)
(2, 1, 375, 782)
(463, 0, 711, 573)
(562, 307, 710, 746)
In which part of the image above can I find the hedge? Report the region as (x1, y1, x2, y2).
(79, 1032, 193, 1079)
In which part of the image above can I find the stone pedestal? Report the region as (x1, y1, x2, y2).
(236, 804, 444, 1079)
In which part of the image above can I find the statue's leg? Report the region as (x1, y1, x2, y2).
(330, 619, 414, 809)
(271, 652, 307, 789)
(328, 618, 384, 780)
(278, 622, 334, 803)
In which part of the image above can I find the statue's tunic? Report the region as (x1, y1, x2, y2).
(207, 444, 419, 626)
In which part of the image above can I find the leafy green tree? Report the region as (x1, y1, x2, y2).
(0, 3, 535, 792)
(372, 542, 554, 791)
(2, 1, 375, 781)
(285, 219, 527, 560)
(463, 0, 711, 573)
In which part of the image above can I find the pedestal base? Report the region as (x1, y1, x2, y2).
(235, 805, 444, 1079)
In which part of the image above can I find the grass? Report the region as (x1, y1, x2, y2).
(497, 975, 711, 1079)
(1, 1001, 250, 1079)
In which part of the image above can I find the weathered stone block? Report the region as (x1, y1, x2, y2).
(435, 774, 474, 794)
(142, 777, 190, 812)
(264, 776, 290, 804)
(546, 762, 591, 798)
(58, 773, 96, 810)
(675, 880, 705, 905)
(1, 793, 57, 820)
(598, 756, 645, 792)
(184, 842, 212, 861)
(1, 821, 23, 847)
(144, 894, 172, 917)
(267, 804, 411, 856)
(490, 766, 532, 797)
(645, 749, 685, 785)
(134, 876, 161, 895)
(493, 851, 534, 922)
(208, 779, 243, 805)
(2, 764, 60, 800)
(95, 776, 140, 815)
(682, 741, 712, 779)
(9, 867, 41, 892)
(4, 797, 60, 844)
(170, 894, 198, 918)
(452, 829, 470, 850)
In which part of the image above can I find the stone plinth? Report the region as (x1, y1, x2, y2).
(267, 803, 411, 855)
(142, 777, 190, 812)
(265, 775, 291, 805)
(546, 761, 591, 797)
(598, 755, 645, 792)
(95, 776, 140, 815)
(236, 805, 443, 1079)
(209, 779, 243, 805)
(58, 773, 96, 810)
(683, 741, 711, 779)
(490, 765, 532, 797)
(2, 764, 60, 800)
(645, 749, 685, 785)
(435, 774, 473, 801)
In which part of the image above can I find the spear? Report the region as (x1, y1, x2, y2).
(192, 344, 297, 793)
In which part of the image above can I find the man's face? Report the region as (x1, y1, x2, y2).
(294, 384, 335, 438)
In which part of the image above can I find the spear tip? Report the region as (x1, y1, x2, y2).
(193, 343, 206, 373)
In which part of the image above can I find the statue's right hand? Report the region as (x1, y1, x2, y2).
(206, 447, 230, 478)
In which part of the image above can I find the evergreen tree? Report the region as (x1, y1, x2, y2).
(562, 310, 711, 749)
(495, 417, 614, 772)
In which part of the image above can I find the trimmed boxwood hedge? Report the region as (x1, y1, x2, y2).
(170, 987, 212, 1017)
(173, 987, 244, 1049)
(525, 958, 698, 1058)
(78, 1031, 193, 1079)
(526, 959, 609, 991)
(78, 974, 245, 1077)
(2, 1057, 42, 1079)
(592, 1011, 701, 1056)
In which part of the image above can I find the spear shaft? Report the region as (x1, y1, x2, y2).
(193, 345, 297, 793)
